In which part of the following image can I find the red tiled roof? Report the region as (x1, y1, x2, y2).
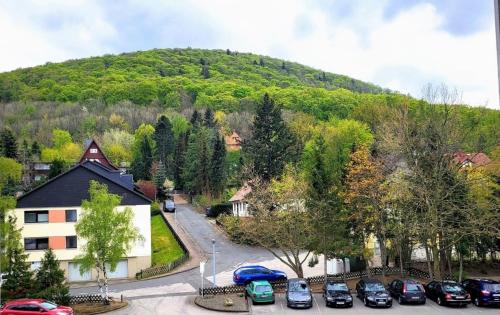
(453, 152, 491, 167)
(229, 185, 251, 202)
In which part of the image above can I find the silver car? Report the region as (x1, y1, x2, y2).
(163, 199, 175, 212)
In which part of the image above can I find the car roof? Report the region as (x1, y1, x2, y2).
(237, 265, 267, 270)
(252, 280, 272, 285)
(288, 278, 307, 283)
(326, 280, 347, 284)
(362, 278, 382, 283)
(469, 278, 499, 284)
(6, 299, 45, 305)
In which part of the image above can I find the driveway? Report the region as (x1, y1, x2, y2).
(71, 203, 324, 299)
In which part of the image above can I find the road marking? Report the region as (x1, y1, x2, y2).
(313, 294, 321, 314)
(279, 294, 284, 314)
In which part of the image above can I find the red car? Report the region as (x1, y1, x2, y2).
(0, 299, 73, 315)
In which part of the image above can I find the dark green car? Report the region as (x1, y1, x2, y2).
(246, 280, 275, 304)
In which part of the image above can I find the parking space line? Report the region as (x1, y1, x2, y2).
(313, 294, 322, 314)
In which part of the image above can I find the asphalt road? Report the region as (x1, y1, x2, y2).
(70, 203, 276, 297)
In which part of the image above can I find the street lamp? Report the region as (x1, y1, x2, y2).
(212, 239, 216, 287)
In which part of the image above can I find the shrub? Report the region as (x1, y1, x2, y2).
(193, 194, 211, 209)
(206, 203, 232, 218)
(151, 201, 161, 216)
(31, 286, 71, 306)
(218, 214, 256, 245)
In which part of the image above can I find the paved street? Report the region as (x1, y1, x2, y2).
(107, 293, 500, 315)
(71, 203, 323, 298)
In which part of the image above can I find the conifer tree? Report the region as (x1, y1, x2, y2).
(3, 216, 33, 298)
(153, 115, 174, 175)
(0, 128, 17, 159)
(183, 128, 211, 195)
(259, 57, 265, 66)
(201, 65, 210, 79)
(153, 161, 167, 193)
(131, 137, 153, 180)
(190, 110, 201, 128)
(31, 141, 41, 159)
(204, 108, 215, 129)
(244, 93, 299, 181)
(48, 159, 67, 179)
(210, 134, 226, 197)
(173, 132, 188, 189)
(35, 248, 65, 290)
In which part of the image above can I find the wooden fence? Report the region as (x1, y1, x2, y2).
(199, 266, 432, 296)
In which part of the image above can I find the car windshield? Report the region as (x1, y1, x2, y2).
(40, 301, 57, 310)
(484, 284, 500, 291)
(255, 285, 272, 293)
(290, 282, 309, 292)
(406, 283, 422, 291)
(366, 283, 385, 291)
(166, 201, 174, 206)
(327, 283, 348, 292)
(443, 284, 463, 292)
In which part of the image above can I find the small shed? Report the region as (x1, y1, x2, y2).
(228, 185, 251, 217)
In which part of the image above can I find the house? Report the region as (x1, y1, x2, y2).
(22, 162, 52, 187)
(453, 152, 491, 168)
(79, 139, 118, 170)
(13, 160, 151, 282)
(228, 185, 251, 217)
(224, 131, 242, 151)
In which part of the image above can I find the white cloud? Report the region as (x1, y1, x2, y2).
(0, 0, 498, 108)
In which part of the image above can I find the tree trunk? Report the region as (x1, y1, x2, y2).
(398, 245, 404, 277)
(324, 254, 328, 285)
(342, 258, 346, 281)
(424, 242, 433, 280)
(458, 252, 463, 282)
(379, 236, 387, 281)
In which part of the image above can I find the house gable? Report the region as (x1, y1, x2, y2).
(17, 165, 150, 208)
(79, 139, 117, 170)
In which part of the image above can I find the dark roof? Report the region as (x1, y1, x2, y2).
(17, 162, 151, 208)
(79, 138, 118, 170)
(82, 161, 134, 190)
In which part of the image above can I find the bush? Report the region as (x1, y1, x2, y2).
(31, 286, 71, 306)
(151, 201, 161, 216)
(218, 214, 256, 245)
(206, 203, 232, 218)
(193, 194, 211, 209)
(348, 257, 367, 272)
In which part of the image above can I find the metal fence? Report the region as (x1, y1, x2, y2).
(199, 266, 432, 296)
(69, 294, 104, 305)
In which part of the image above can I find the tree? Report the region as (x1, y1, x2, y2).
(241, 168, 314, 278)
(190, 110, 201, 128)
(0, 128, 17, 159)
(209, 134, 226, 198)
(131, 137, 153, 180)
(306, 135, 350, 283)
(153, 161, 167, 198)
(153, 115, 174, 175)
(31, 141, 41, 159)
(204, 108, 215, 129)
(244, 94, 299, 181)
(35, 248, 66, 289)
(182, 127, 211, 195)
(173, 132, 188, 189)
(201, 65, 210, 79)
(2, 216, 33, 299)
(48, 159, 68, 179)
(75, 181, 143, 303)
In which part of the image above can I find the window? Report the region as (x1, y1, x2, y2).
(24, 211, 48, 223)
(66, 236, 77, 249)
(65, 209, 77, 222)
(90, 148, 98, 153)
(24, 238, 48, 250)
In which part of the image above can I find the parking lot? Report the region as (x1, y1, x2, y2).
(248, 293, 500, 314)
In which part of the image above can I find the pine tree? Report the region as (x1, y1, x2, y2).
(131, 137, 153, 180)
(48, 159, 67, 179)
(31, 141, 41, 159)
(182, 128, 211, 195)
(259, 57, 265, 66)
(3, 216, 33, 298)
(210, 134, 226, 197)
(244, 93, 299, 181)
(0, 128, 17, 159)
(204, 108, 215, 128)
(153, 161, 167, 193)
(281, 61, 286, 70)
(153, 115, 174, 176)
(226, 49, 231, 55)
(190, 110, 201, 128)
(35, 248, 65, 290)
(201, 65, 210, 79)
(173, 132, 188, 189)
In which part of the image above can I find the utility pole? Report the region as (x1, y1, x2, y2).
(495, 0, 500, 106)
(212, 239, 216, 287)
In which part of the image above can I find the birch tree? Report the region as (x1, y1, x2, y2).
(75, 181, 143, 303)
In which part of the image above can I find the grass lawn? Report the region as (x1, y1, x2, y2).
(151, 214, 185, 266)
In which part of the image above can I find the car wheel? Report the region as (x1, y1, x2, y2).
(437, 297, 443, 306)
(364, 297, 368, 306)
(474, 297, 480, 307)
(398, 296, 404, 304)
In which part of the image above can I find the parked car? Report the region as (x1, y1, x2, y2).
(245, 280, 275, 304)
(163, 199, 175, 212)
(0, 299, 73, 315)
(424, 280, 471, 307)
(323, 280, 353, 307)
(286, 278, 313, 308)
(388, 279, 426, 304)
(462, 278, 500, 307)
(356, 278, 392, 307)
(233, 265, 287, 285)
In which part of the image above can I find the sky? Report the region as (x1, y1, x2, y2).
(0, 0, 498, 108)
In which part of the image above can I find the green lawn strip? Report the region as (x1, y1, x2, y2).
(151, 214, 184, 266)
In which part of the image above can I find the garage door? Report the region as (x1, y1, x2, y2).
(106, 260, 128, 279)
(68, 262, 91, 282)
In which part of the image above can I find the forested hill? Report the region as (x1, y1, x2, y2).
(0, 48, 387, 113)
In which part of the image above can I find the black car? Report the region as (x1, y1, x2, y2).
(424, 280, 471, 307)
(388, 279, 426, 304)
(286, 278, 313, 309)
(323, 280, 353, 307)
(356, 278, 392, 307)
(462, 278, 500, 307)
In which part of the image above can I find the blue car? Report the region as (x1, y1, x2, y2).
(233, 265, 287, 285)
(462, 278, 500, 307)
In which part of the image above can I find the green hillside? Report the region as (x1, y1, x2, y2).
(0, 48, 388, 117)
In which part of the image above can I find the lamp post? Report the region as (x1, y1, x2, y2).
(212, 239, 216, 287)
